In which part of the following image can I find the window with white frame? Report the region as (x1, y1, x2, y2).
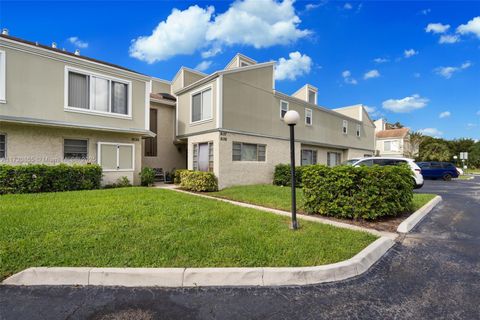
(0, 134, 6, 158)
(98, 143, 134, 171)
(191, 87, 212, 123)
(384, 140, 399, 152)
(301, 149, 317, 165)
(305, 108, 312, 125)
(308, 90, 316, 105)
(327, 152, 342, 167)
(66, 68, 130, 116)
(193, 142, 213, 172)
(280, 100, 289, 119)
(356, 124, 361, 137)
(342, 120, 348, 134)
(232, 142, 266, 162)
(0, 50, 5, 103)
(64, 139, 88, 159)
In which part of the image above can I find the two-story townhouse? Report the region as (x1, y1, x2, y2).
(374, 119, 414, 158)
(0, 34, 153, 184)
(174, 54, 376, 189)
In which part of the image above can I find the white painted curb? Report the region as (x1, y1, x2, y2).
(2, 237, 394, 287)
(397, 196, 442, 233)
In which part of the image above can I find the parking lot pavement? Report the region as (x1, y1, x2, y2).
(1, 177, 479, 320)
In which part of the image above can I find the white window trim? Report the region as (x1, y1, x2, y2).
(342, 120, 348, 135)
(189, 84, 213, 125)
(64, 66, 133, 119)
(97, 142, 135, 172)
(280, 100, 289, 119)
(0, 50, 6, 104)
(356, 124, 361, 137)
(305, 108, 313, 126)
(307, 89, 317, 105)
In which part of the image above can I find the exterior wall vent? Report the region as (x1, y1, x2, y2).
(51, 42, 57, 49)
(1, 28, 8, 35)
(74, 49, 81, 56)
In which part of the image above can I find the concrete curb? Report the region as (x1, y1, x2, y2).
(2, 237, 394, 287)
(397, 195, 442, 233)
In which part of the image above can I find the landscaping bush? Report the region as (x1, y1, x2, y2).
(174, 169, 190, 185)
(0, 164, 102, 195)
(140, 167, 155, 186)
(302, 164, 413, 220)
(273, 164, 304, 186)
(180, 170, 218, 192)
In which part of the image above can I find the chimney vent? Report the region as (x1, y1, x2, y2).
(1, 28, 8, 35)
(51, 42, 57, 49)
(74, 49, 80, 56)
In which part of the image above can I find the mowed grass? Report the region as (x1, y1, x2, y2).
(0, 188, 377, 280)
(211, 184, 436, 213)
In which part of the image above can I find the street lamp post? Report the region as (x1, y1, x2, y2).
(284, 110, 300, 230)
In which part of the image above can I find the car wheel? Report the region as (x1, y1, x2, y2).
(443, 173, 452, 181)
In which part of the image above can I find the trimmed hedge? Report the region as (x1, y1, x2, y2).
(180, 170, 218, 192)
(0, 164, 102, 195)
(273, 164, 304, 186)
(302, 164, 413, 220)
(174, 169, 190, 185)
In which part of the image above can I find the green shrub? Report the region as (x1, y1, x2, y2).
(302, 164, 413, 220)
(116, 176, 132, 187)
(273, 164, 304, 186)
(140, 167, 155, 186)
(0, 164, 102, 195)
(174, 169, 190, 185)
(180, 171, 218, 192)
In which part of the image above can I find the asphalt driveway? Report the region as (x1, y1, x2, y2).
(1, 177, 479, 320)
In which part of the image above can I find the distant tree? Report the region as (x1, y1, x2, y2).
(419, 142, 452, 162)
(468, 142, 480, 168)
(407, 131, 424, 159)
(386, 121, 404, 129)
(448, 138, 475, 157)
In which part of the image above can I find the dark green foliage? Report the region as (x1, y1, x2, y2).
(302, 165, 413, 220)
(273, 164, 304, 186)
(140, 167, 155, 186)
(180, 171, 218, 192)
(0, 164, 102, 194)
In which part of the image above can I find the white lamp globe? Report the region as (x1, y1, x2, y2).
(284, 110, 300, 125)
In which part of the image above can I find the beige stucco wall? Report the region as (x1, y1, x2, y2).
(0, 122, 142, 185)
(333, 106, 362, 121)
(292, 85, 308, 101)
(151, 79, 171, 94)
(0, 41, 149, 131)
(176, 79, 218, 136)
(375, 137, 406, 157)
(142, 102, 186, 172)
(183, 70, 206, 87)
(187, 131, 221, 177)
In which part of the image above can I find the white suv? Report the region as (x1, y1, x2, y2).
(350, 157, 424, 189)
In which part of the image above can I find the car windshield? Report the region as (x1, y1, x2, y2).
(342, 159, 360, 165)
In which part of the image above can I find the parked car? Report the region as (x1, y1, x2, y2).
(456, 167, 464, 175)
(349, 157, 424, 189)
(416, 162, 459, 181)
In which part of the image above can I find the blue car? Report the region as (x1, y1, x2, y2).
(416, 162, 459, 181)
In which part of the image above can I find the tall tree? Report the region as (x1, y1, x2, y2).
(407, 131, 423, 159)
(420, 142, 452, 162)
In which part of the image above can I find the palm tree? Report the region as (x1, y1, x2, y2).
(407, 131, 423, 159)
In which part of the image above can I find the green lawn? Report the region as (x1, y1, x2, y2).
(0, 188, 377, 280)
(211, 184, 436, 212)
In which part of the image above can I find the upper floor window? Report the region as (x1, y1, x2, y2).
(342, 120, 348, 134)
(0, 50, 5, 103)
(305, 108, 312, 125)
(232, 142, 266, 162)
(356, 124, 361, 137)
(280, 100, 289, 119)
(64, 139, 88, 159)
(308, 90, 316, 104)
(0, 134, 6, 158)
(66, 67, 131, 117)
(191, 87, 212, 123)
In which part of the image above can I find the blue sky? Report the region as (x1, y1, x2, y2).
(1, 1, 479, 139)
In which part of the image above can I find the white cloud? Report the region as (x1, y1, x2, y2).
(419, 8, 431, 15)
(130, 0, 310, 63)
(418, 128, 443, 137)
(439, 34, 460, 44)
(344, 3, 353, 10)
(382, 94, 429, 113)
(404, 49, 418, 58)
(67, 36, 88, 49)
(364, 105, 382, 118)
(305, 2, 325, 11)
(457, 16, 480, 38)
(363, 69, 380, 80)
(467, 123, 477, 128)
(435, 61, 472, 79)
(373, 57, 389, 64)
(195, 60, 212, 72)
(413, 72, 421, 78)
(425, 23, 450, 34)
(206, 0, 311, 48)
(129, 5, 214, 63)
(439, 111, 451, 118)
(342, 70, 357, 85)
(274, 51, 312, 81)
